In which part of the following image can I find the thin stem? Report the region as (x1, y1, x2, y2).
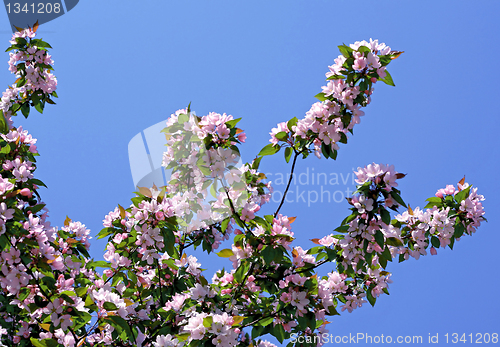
(240, 306, 287, 329)
(274, 149, 300, 217)
(226, 261, 256, 308)
(156, 258, 165, 308)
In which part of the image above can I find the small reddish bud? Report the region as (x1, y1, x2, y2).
(19, 188, 32, 198)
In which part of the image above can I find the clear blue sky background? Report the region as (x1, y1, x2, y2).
(2, 1, 499, 345)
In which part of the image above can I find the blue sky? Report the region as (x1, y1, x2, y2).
(2, 0, 499, 345)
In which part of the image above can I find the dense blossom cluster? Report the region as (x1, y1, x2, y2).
(1, 27, 57, 132)
(0, 29, 486, 347)
(269, 39, 397, 160)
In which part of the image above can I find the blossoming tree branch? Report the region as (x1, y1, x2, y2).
(0, 23, 486, 347)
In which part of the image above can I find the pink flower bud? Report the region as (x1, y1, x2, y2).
(371, 77, 377, 83)
(19, 188, 32, 197)
(430, 247, 437, 256)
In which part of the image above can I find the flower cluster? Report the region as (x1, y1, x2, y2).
(269, 39, 400, 161)
(1, 25, 57, 133)
(0, 29, 486, 347)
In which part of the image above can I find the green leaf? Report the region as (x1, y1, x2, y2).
(338, 44, 353, 58)
(327, 305, 340, 316)
(374, 230, 385, 248)
(426, 197, 442, 203)
(75, 287, 87, 297)
(18, 287, 30, 301)
(380, 208, 391, 225)
(271, 323, 286, 343)
(454, 186, 471, 204)
(203, 316, 214, 328)
(0, 143, 10, 154)
(379, 70, 395, 86)
(431, 236, 440, 248)
(284, 147, 292, 163)
(76, 243, 90, 258)
(314, 92, 328, 101)
(390, 191, 407, 208)
(0, 234, 9, 251)
(97, 227, 115, 240)
(251, 156, 262, 170)
(275, 131, 288, 142)
(339, 132, 348, 144)
(28, 203, 46, 215)
(221, 218, 230, 232)
(128, 270, 137, 284)
(103, 302, 117, 311)
(177, 113, 189, 124)
(225, 118, 241, 128)
(59, 292, 75, 304)
(89, 260, 111, 269)
(105, 315, 132, 338)
(163, 228, 176, 257)
(258, 144, 280, 156)
(341, 212, 358, 225)
(234, 262, 250, 283)
(366, 287, 376, 306)
(30, 338, 59, 347)
(424, 196, 442, 209)
(287, 117, 298, 131)
(334, 225, 349, 233)
(11, 103, 20, 113)
(34, 295, 49, 308)
(34, 98, 44, 113)
(31, 39, 52, 49)
(17, 77, 26, 88)
(262, 246, 276, 265)
(260, 316, 274, 326)
(399, 254, 405, 263)
(264, 214, 274, 224)
(327, 74, 345, 80)
(0, 111, 8, 134)
(379, 253, 387, 269)
(321, 142, 331, 159)
(454, 222, 465, 238)
(380, 246, 392, 264)
(357, 45, 371, 54)
(28, 178, 46, 188)
(73, 311, 92, 330)
(216, 249, 234, 258)
(21, 102, 30, 118)
(252, 325, 266, 340)
(386, 237, 403, 247)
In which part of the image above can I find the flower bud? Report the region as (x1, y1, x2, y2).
(19, 188, 32, 198)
